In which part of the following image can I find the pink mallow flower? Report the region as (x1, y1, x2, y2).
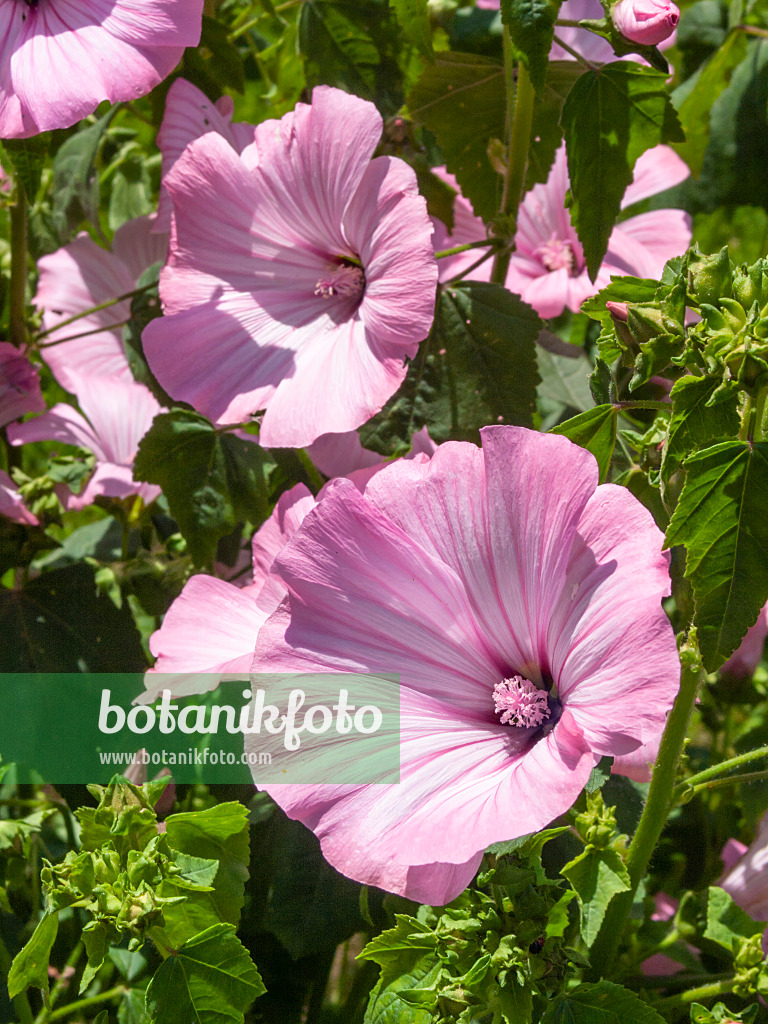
(0, 342, 44, 428)
(0, 470, 37, 526)
(251, 426, 681, 903)
(721, 812, 768, 949)
(612, 0, 679, 46)
(36, 216, 169, 392)
(720, 604, 768, 677)
(154, 78, 256, 235)
(7, 372, 161, 509)
(142, 85, 438, 448)
(0, 0, 203, 138)
(433, 145, 691, 319)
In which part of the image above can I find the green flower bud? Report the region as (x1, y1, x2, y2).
(687, 245, 732, 306)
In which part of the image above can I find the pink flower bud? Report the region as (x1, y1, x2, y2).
(612, 0, 679, 46)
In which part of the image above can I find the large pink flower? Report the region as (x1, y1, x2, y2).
(433, 145, 692, 319)
(7, 372, 161, 509)
(36, 216, 169, 392)
(142, 85, 438, 447)
(0, 0, 203, 138)
(252, 426, 680, 903)
(0, 342, 44, 428)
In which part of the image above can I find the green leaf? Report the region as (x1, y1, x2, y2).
(164, 803, 250, 927)
(359, 916, 438, 967)
(500, 979, 534, 1024)
(527, 62, 582, 188)
(704, 886, 767, 952)
(389, 0, 433, 59)
(664, 441, 768, 670)
(364, 953, 442, 1024)
(133, 410, 271, 568)
(586, 756, 615, 794)
(673, 31, 748, 176)
(51, 108, 117, 240)
(662, 375, 741, 483)
(145, 924, 264, 1024)
(500, 0, 565, 94)
(361, 282, 540, 454)
(119, 989, 151, 1024)
(0, 134, 49, 202)
(551, 405, 618, 483)
(108, 156, 153, 232)
(536, 345, 594, 429)
(0, 562, 145, 671)
(561, 847, 631, 948)
(8, 912, 58, 999)
(182, 16, 245, 94)
(543, 981, 667, 1024)
(408, 52, 505, 220)
(562, 63, 684, 280)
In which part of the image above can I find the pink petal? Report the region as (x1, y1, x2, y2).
(621, 146, 691, 209)
(721, 603, 768, 676)
(250, 483, 316, 589)
(0, 469, 37, 525)
(607, 211, 692, 279)
(0, 342, 45, 428)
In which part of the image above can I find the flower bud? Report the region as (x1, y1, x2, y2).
(612, 0, 679, 45)
(687, 246, 732, 306)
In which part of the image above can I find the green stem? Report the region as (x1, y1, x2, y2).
(35, 282, 155, 340)
(445, 245, 502, 285)
(9, 179, 28, 349)
(434, 239, 499, 260)
(674, 745, 768, 798)
(613, 400, 672, 411)
(45, 986, 125, 1022)
(552, 33, 598, 69)
(297, 448, 327, 494)
(691, 768, 768, 793)
(491, 43, 535, 285)
(750, 385, 767, 441)
(653, 978, 735, 1012)
(586, 634, 706, 981)
(34, 944, 83, 1024)
(0, 931, 35, 1024)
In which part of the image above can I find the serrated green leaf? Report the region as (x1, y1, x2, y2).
(500, 0, 565, 94)
(562, 63, 684, 280)
(665, 441, 768, 669)
(0, 134, 49, 202)
(389, 0, 433, 58)
(586, 756, 615, 794)
(359, 916, 438, 966)
(8, 912, 58, 999)
(500, 978, 534, 1024)
(561, 848, 630, 948)
(527, 62, 582, 188)
(673, 30, 748, 176)
(364, 953, 442, 1024)
(543, 981, 667, 1024)
(408, 52, 505, 220)
(51, 108, 117, 240)
(133, 410, 270, 568)
(663, 375, 741, 483)
(704, 886, 767, 952)
(551, 405, 617, 483)
(361, 281, 540, 454)
(145, 924, 264, 1024)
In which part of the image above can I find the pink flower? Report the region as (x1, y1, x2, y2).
(721, 812, 768, 945)
(0, 0, 203, 138)
(36, 216, 169, 392)
(720, 605, 768, 677)
(0, 342, 44, 428)
(0, 470, 37, 526)
(7, 372, 161, 509)
(307, 426, 436, 481)
(433, 145, 692, 319)
(142, 85, 438, 447)
(155, 78, 256, 234)
(612, 0, 679, 46)
(252, 426, 680, 903)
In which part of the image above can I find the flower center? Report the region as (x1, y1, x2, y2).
(492, 675, 551, 729)
(536, 236, 579, 276)
(314, 263, 365, 301)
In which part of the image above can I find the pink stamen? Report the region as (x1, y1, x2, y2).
(492, 675, 550, 728)
(535, 235, 579, 276)
(314, 263, 365, 300)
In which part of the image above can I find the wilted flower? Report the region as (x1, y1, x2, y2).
(253, 426, 680, 903)
(0, 0, 203, 138)
(433, 145, 692, 319)
(7, 372, 161, 509)
(0, 342, 44, 428)
(143, 85, 438, 447)
(36, 216, 169, 392)
(612, 0, 679, 46)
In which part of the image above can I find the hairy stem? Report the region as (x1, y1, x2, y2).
(35, 282, 155, 341)
(674, 744, 768, 798)
(435, 239, 500, 260)
(652, 978, 736, 1012)
(586, 634, 706, 980)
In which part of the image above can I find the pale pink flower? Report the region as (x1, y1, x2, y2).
(0, 342, 44, 428)
(252, 426, 680, 903)
(0, 0, 203, 138)
(155, 78, 256, 234)
(612, 0, 679, 45)
(721, 812, 768, 947)
(7, 372, 161, 509)
(35, 216, 169, 392)
(720, 605, 768, 677)
(307, 426, 436, 481)
(142, 85, 438, 447)
(0, 470, 37, 525)
(433, 145, 692, 319)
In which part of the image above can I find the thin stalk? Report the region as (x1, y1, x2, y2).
(652, 978, 736, 1012)
(35, 282, 155, 340)
(750, 385, 767, 441)
(691, 768, 768, 793)
(613, 400, 672, 411)
(9, 179, 28, 349)
(46, 985, 126, 1022)
(446, 244, 502, 285)
(38, 320, 130, 349)
(34, 944, 84, 1024)
(0, 931, 35, 1024)
(435, 239, 500, 260)
(586, 635, 706, 980)
(491, 41, 536, 284)
(673, 744, 768, 798)
(552, 33, 598, 69)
